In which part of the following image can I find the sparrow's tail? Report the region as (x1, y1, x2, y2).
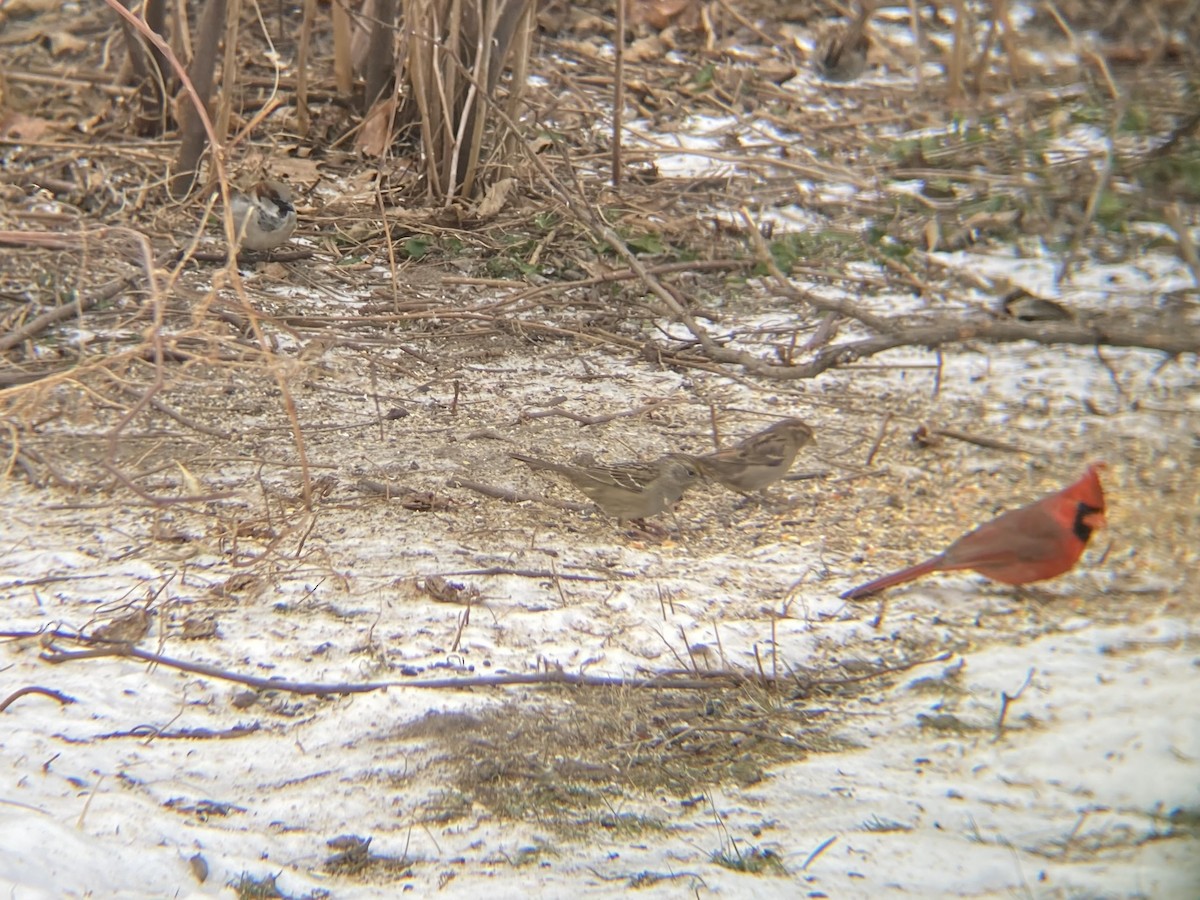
(510, 452, 557, 473)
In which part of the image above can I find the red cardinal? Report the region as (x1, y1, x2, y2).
(841, 464, 1107, 600)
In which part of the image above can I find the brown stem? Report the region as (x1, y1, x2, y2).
(171, 0, 228, 197)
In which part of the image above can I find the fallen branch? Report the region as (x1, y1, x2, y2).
(729, 207, 1199, 377)
(0, 685, 77, 713)
(425, 566, 627, 582)
(447, 476, 589, 511)
(59, 723, 262, 742)
(915, 425, 1034, 455)
(661, 312, 1198, 381)
(516, 398, 672, 427)
(818, 315, 1199, 363)
(8, 629, 950, 697)
(0, 271, 133, 354)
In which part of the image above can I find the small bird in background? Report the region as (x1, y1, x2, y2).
(90, 608, 153, 645)
(815, 2, 874, 82)
(1001, 289, 1074, 322)
(841, 463, 1107, 600)
(229, 179, 297, 252)
(694, 418, 816, 495)
(510, 452, 701, 522)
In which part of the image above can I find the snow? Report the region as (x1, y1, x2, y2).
(4, 427, 1196, 898)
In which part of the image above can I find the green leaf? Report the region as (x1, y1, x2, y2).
(403, 237, 431, 260)
(625, 232, 665, 255)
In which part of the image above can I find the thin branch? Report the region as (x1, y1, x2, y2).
(0, 270, 135, 354)
(864, 412, 891, 467)
(428, 566, 628, 581)
(446, 477, 589, 511)
(932, 426, 1032, 455)
(515, 398, 671, 427)
(800, 835, 838, 871)
(10, 630, 950, 697)
(0, 686, 77, 713)
(993, 667, 1035, 741)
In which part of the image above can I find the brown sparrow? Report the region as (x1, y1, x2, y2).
(814, 4, 873, 82)
(229, 179, 297, 251)
(511, 452, 701, 521)
(693, 418, 815, 494)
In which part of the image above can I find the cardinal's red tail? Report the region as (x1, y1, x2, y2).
(840, 556, 944, 600)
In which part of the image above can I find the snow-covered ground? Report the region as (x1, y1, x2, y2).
(3, 243, 1197, 896)
(3, 9, 1199, 894)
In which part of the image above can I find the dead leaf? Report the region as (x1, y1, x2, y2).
(2, 0, 58, 14)
(399, 490, 451, 511)
(911, 424, 943, 448)
(475, 177, 515, 218)
(758, 60, 799, 86)
(76, 107, 110, 134)
(924, 218, 940, 252)
(0, 111, 56, 141)
(355, 96, 396, 158)
(188, 854, 209, 884)
(175, 460, 204, 495)
(250, 154, 322, 188)
(420, 575, 481, 604)
(626, 36, 665, 63)
(962, 209, 1021, 232)
(46, 30, 87, 55)
(181, 615, 220, 640)
(631, 0, 698, 31)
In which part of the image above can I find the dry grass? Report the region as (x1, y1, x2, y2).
(402, 680, 864, 831)
(396, 0, 535, 201)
